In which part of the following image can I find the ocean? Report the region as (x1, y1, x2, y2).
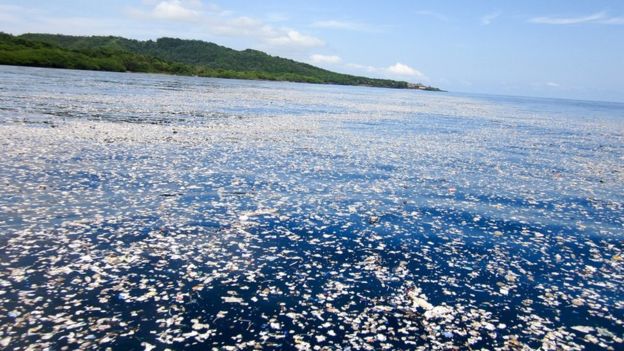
(0, 65, 622, 350)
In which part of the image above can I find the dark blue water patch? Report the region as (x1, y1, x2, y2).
(1, 195, 622, 350)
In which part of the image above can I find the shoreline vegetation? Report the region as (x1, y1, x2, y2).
(0, 32, 443, 91)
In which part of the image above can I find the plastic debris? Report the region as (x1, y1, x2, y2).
(0, 66, 622, 350)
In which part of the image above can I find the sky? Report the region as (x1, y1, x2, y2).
(1, 0, 623, 102)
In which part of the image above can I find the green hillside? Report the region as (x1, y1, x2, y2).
(1, 32, 441, 90)
(0, 33, 190, 74)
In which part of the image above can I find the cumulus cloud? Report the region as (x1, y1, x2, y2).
(0, 2, 325, 50)
(386, 63, 425, 78)
(529, 11, 624, 25)
(310, 54, 342, 64)
(124, 1, 325, 49)
(126, 0, 205, 22)
(151, 0, 200, 21)
(346, 62, 427, 81)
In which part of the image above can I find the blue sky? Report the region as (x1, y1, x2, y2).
(1, 0, 623, 102)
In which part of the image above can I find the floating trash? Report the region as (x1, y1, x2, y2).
(0, 66, 623, 350)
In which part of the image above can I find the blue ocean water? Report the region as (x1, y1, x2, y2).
(0, 65, 622, 350)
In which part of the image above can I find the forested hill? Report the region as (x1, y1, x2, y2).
(0, 33, 441, 90)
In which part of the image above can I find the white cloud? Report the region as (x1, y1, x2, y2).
(125, 1, 325, 49)
(530, 11, 624, 25)
(152, 0, 200, 21)
(530, 12, 604, 25)
(386, 63, 425, 78)
(546, 82, 560, 87)
(126, 1, 220, 22)
(0, 4, 131, 37)
(266, 30, 324, 48)
(310, 54, 342, 64)
(311, 20, 373, 32)
(346, 62, 427, 81)
(345, 63, 378, 73)
(1, 2, 325, 52)
(481, 11, 501, 25)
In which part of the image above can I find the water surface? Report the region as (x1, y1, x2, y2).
(0, 66, 623, 350)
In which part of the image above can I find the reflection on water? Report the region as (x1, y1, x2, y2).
(0, 66, 623, 350)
